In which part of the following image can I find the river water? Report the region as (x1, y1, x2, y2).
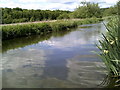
(2, 22, 108, 88)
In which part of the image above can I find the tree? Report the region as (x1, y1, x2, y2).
(73, 2, 102, 18)
(13, 7, 23, 11)
(3, 15, 12, 24)
(2, 7, 71, 24)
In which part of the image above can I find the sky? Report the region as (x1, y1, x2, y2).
(0, 0, 119, 11)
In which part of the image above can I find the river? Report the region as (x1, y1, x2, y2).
(2, 22, 108, 88)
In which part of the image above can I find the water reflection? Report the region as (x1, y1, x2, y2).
(2, 48, 50, 88)
(40, 23, 104, 50)
(2, 29, 74, 53)
(2, 22, 107, 88)
(66, 56, 106, 87)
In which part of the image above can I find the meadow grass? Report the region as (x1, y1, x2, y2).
(75, 18, 103, 25)
(2, 18, 103, 40)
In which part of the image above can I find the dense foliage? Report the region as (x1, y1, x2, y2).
(57, 13, 70, 19)
(72, 2, 102, 18)
(98, 16, 120, 76)
(2, 7, 71, 24)
(97, 2, 120, 87)
(102, 5, 118, 16)
(97, 16, 120, 87)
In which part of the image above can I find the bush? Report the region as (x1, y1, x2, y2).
(57, 13, 70, 19)
(12, 18, 28, 23)
(73, 2, 102, 18)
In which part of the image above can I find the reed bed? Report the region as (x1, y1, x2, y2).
(2, 18, 103, 40)
(97, 16, 120, 87)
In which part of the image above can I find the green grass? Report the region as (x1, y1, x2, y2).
(2, 18, 103, 40)
(75, 18, 103, 25)
(97, 16, 120, 87)
(2, 23, 52, 40)
(2, 21, 77, 40)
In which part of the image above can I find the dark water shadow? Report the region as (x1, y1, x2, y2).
(2, 28, 76, 53)
(99, 74, 120, 88)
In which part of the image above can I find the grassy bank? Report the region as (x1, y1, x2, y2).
(97, 16, 120, 87)
(2, 18, 103, 40)
(2, 20, 77, 40)
(75, 18, 103, 25)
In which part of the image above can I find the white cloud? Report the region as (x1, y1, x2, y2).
(104, 0, 118, 4)
(0, 0, 118, 10)
(45, 0, 79, 3)
(18, 0, 81, 3)
(18, 0, 45, 3)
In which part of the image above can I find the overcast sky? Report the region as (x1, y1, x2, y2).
(0, 0, 118, 11)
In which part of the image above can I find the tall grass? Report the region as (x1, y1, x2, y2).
(75, 18, 103, 25)
(2, 23, 52, 40)
(2, 18, 103, 40)
(50, 20, 77, 31)
(2, 21, 77, 40)
(97, 16, 120, 87)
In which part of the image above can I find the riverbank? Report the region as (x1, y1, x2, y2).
(2, 18, 103, 40)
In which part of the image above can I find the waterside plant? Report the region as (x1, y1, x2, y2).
(2, 18, 103, 40)
(97, 16, 120, 87)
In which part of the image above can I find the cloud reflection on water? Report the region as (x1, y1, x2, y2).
(2, 23, 107, 88)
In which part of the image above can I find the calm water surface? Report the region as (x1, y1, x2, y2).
(2, 22, 107, 88)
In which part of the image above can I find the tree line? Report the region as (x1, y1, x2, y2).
(2, 2, 118, 24)
(2, 8, 71, 24)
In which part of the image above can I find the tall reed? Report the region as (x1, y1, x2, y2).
(97, 16, 120, 77)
